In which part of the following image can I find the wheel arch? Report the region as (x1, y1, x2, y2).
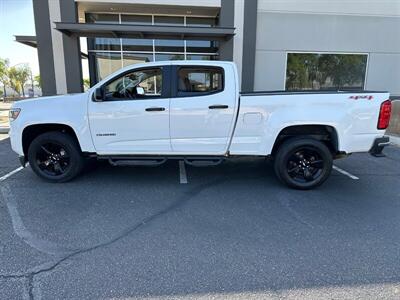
(271, 124, 340, 157)
(22, 123, 82, 157)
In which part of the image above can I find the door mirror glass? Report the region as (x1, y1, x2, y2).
(94, 87, 104, 102)
(136, 86, 145, 96)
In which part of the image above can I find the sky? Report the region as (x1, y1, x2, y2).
(0, 0, 39, 75)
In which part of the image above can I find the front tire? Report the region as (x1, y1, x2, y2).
(274, 138, 333, 190)
(28, 131, 84, 183)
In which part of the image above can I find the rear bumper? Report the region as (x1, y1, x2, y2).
(369, 136, 390, 157)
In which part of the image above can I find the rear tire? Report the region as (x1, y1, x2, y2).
(28, 131, 84, 183)
(274, 138, 333, 190)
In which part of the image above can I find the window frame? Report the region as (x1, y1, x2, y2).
(284, 51, 369, 91)
(95, 66, 171, 102)
(172, 65, 225, 98)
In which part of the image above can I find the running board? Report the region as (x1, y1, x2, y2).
(108, 158, 167, 166)
(184, 158, 224, 167)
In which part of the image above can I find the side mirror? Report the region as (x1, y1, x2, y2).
(136, 86, 145, 96)
(94, 87, 104, 102)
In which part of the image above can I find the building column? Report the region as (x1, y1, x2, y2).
(32, 0, 57, 96)
(59, 0, 83, 93)
(219, 0, 235, 61)
(241, 0, 258, 92)
(34, 0, 83, 95)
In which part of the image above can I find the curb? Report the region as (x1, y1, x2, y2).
(0, 127, 9, 134)
(389, 135, 400, 147)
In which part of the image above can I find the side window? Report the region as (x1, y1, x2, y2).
(177, 67, 223, 96)
(104, 68, 162, 101)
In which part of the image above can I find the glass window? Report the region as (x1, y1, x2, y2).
(94, 52, 122, 81)
(123, 53, 153, 67)
(121, 14, 152, 25)
(186, 17, 216, 27)
(122, 38, 153, 52)
(186, 54, 216, 61)
(154, 16, 184, 26)
(186, 40, 218, 54)
(155, 39, 184, 53)
(178, 67, 223, 94)
(155, 53, 185, 61)
(286, 53, 368, 91)
(86, 13, 119, 24)
(94, 38, 121, 51)
(104, 68, 163, 100)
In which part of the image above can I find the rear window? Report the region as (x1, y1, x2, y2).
(177, 67, 223, 95)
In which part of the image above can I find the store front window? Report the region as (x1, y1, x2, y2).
(285, 52, 368, 91)
(86, 13, 219, 81)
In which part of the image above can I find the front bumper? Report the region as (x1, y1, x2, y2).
(369, 136, 390, 157)
(19, 156, 27, 167)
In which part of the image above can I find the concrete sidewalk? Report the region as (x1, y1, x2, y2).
(0, 102, 12, 133)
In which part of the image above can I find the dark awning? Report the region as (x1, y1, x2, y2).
(15, 35, 88, 59)
(15, 35, 37, 48)
(54, 22, 235, 41)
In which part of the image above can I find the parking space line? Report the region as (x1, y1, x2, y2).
(179, 160, 188, 184)
(0, 166, 25, 182)
(333, 165, 359, 180)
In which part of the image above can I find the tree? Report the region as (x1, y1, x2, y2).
(83, 78, 90, 91)
(0, 58, 9, 99)
(7, 64, 31, 97)
(8, 66, 21, 96)
(34, 74, 42, 89)
(16, 65, 31, 97)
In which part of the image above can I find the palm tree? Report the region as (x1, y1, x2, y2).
(7, 64, 31, 97)
(34, 74, 41, 89)
(7, 66, 21, 96)
(16, 65, 31, 97)
(0, 58, 9, 100)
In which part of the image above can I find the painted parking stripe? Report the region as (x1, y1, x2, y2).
(179, 160, 188, 184)
(0, 166, 25, 182)
(333, 165, 359, 180)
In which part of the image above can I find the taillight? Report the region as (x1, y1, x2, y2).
(377, 100, 392, 130)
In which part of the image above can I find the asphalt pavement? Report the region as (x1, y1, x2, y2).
(1, 134, 400, 300)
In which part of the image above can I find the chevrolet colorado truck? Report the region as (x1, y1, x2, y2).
(8, 61, 392, 189)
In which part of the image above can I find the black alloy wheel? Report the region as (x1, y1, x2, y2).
(28, 132, 84, 182)
(286, 147, 324, 184)
(274, 138, 333, 189)
(35, 142, 71, 176)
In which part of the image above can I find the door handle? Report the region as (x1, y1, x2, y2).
(145, 107, 165, 112)
(209, 105, 229, 109)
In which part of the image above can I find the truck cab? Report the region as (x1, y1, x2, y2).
(88, 61, 238, 155)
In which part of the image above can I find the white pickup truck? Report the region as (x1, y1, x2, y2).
(9, 61, 392, 189)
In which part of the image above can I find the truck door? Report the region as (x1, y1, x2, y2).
(88, 66, 171, 154)
(169, 65, 237, 154)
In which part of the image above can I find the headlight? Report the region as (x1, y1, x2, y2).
(9, 108, 21, 121)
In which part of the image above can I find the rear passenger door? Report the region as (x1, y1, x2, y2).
(169, 65, 236, 154)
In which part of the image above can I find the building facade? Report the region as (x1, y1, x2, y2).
(17, 0, 400, 97)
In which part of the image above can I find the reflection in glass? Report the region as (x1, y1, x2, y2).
(186, 54, 215, 61)
(94, 52, 122, 80)
(286, 53, 368, 91)
(94, 38, 121, 51)
(123, 53, 154, 67)
(186, 17, 216, 27)
(154, 39, 184, 53)
(154, 16, 184, 26)
(86, 13, 119, 24)
(155, 54, 185, 61)
(122, 38, 153, 52)
(186, 40, 218, 54)
(121, 14, 152, 25)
